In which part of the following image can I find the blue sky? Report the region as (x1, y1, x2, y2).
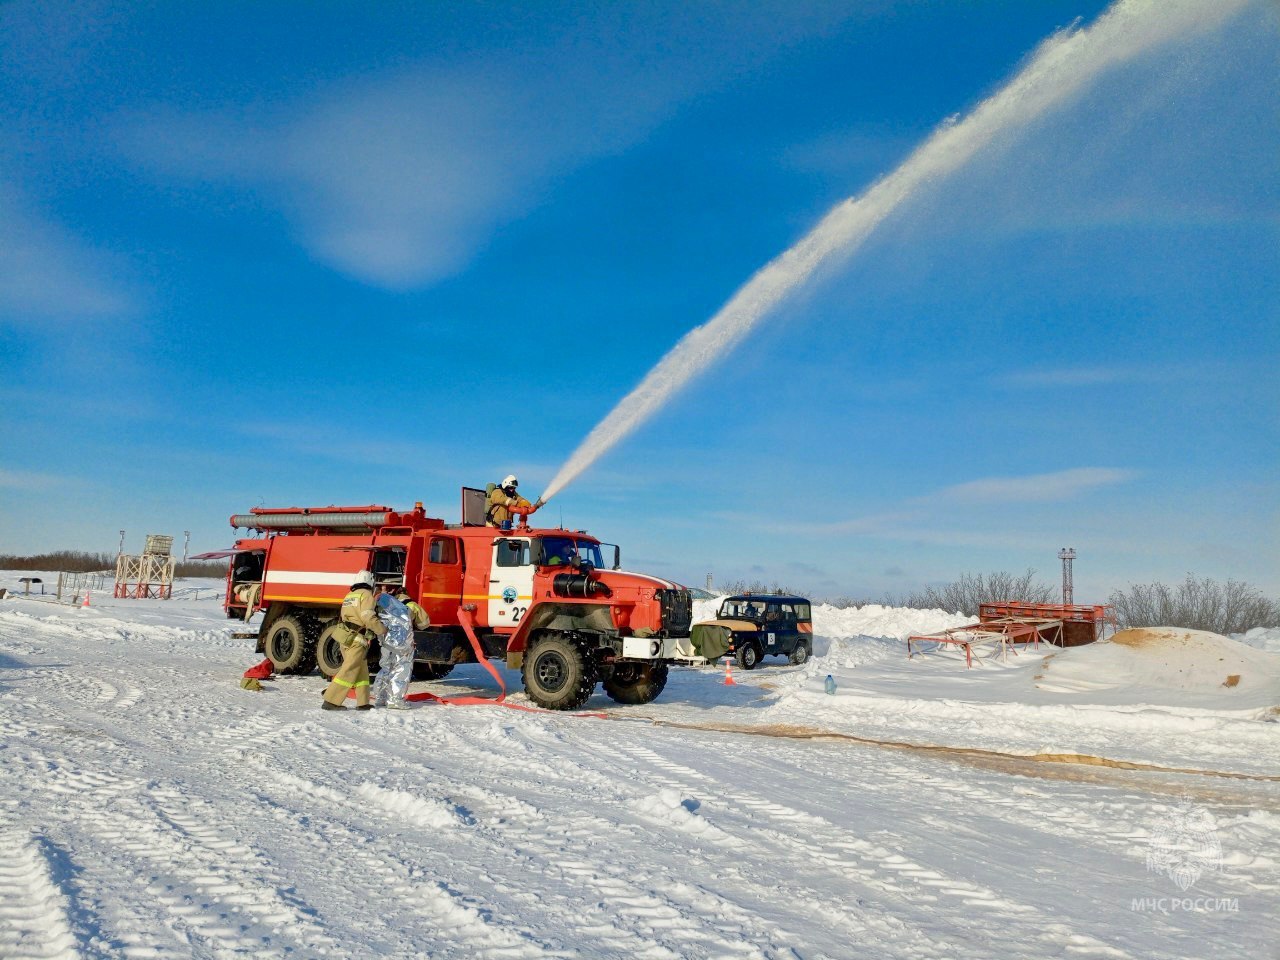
(1, 0, 1276, 603)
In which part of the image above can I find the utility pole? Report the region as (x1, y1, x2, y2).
(1058, 547, 1076, 605)
(118, 530, 126, 557)
(183, 530, 190, 562)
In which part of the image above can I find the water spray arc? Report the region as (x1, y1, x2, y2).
(538, 0, 1248, 506)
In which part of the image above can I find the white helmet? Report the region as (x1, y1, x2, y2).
(502, 474, 519, 488)
(353, 570, 375, 588)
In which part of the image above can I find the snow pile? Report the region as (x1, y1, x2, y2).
(1234, 626, 1280, 654)
(811, 602, 968, 641)
(693, 597, 969, 656)
(1037, 627, 1280, 709)
(632, 789, 737, 845)
(810, 634, 903, 671)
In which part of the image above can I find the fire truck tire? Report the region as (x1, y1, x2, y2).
(412, 662, 454, 682)
(735, 641, 762, 670)
(265, 615, 318, 675)
(602, 662, 669, 705)
(315, 622, 345, 680)
(789, 641, 811, 666)
(522, 633, 596, 711)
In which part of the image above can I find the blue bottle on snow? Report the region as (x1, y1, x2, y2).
(824, 674, 836, 695)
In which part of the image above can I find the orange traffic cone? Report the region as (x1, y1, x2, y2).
(81, 590, 91, 608)
(723, 658, 736, 686)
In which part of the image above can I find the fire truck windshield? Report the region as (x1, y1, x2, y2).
(539, 537, 603, 568)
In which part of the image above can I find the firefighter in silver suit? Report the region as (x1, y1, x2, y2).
(370, 589, 417, 709)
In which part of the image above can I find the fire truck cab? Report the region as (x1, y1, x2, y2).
(221, 490, 696, 710)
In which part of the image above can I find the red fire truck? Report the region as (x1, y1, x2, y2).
(217, 489, 695, 710)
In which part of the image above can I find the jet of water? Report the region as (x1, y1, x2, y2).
(540, 0, 1249, 504)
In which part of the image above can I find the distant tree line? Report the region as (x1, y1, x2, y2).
(1107, 575, 1279, 636)
(715, 570, 1052, 616)
(715, 578, 808, 598)
(0, 549, 227, 579)
(0, 550, 116, 573)
(885, 570, 1055, 618)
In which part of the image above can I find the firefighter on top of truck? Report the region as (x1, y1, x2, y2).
(486, 474, 531, 527)
(321, 570, 387, 711)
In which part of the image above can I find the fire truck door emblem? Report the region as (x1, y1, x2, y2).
(502, 586, 518, 604)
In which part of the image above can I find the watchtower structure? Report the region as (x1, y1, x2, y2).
(114, 534, 177, 599)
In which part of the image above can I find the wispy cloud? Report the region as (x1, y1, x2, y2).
(112, 5, 869, 291)
(0, 467, 74, 489)
(933, 467, 1136, 504)
(0, 178, 135, 324)
(751, 467, 1137, 537)
(115, 64, 686, 288)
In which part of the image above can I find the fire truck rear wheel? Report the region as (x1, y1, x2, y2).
(265, 615, 318, 675)
(522, 633, 596, 711)
(602, 662, 669, 705)
(412, 662, 454, 682)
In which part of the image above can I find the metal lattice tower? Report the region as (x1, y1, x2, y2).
(1058, 547, 1076, 605)
(114, 533, 176, 599)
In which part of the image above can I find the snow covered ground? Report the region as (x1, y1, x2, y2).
(1, 577, 1277, 959)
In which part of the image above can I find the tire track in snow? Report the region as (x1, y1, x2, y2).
(581, 742, 965, 960)
(868, 757, 1182, 865)
(235, 758, 554, 959)
(246, 724, 793, 960)
(470, 808, 771, 960)
(40, 670, 120, 708)
(469, 718, 984, 958)
(423, 739, 853, 959)
(607, 740, 1133, 960)
(0, 828, 79, 960)
(54, 786, 335, 958)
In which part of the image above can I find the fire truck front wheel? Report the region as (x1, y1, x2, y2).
(602, 662, 669, 705)
(264, 615, 318, 675)
(522, 633, 597, 711)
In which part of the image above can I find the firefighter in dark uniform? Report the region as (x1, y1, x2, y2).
(321, 570, 387, 711)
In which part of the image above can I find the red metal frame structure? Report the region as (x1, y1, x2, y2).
(978, 602, 1115, 646)
(907, 601, 1115, 668)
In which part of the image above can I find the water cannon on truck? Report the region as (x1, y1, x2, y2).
(215, 487, 698, 709)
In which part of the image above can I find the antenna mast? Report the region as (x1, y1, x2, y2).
(1058, 547, 1076, 605)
